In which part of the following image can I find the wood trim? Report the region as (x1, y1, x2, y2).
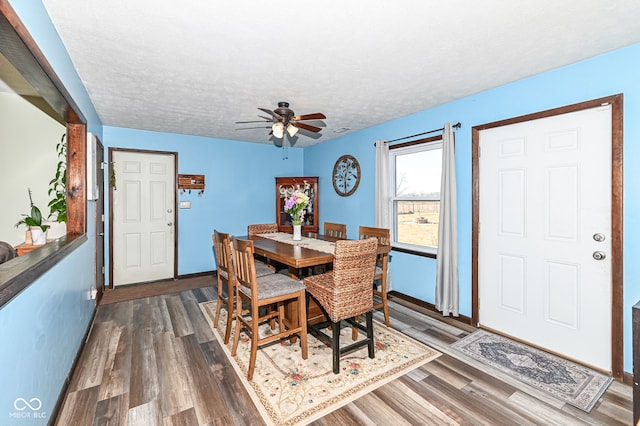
(176, 270, 215, 280)
(388, 290, 475, 328)
(388, 134, 442, 150)
(66, 123, 87, 235)
(471, 94, 624, 380)
(108, 148, 179, 287)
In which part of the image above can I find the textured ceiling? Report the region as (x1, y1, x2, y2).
(38, 1, 640, 147)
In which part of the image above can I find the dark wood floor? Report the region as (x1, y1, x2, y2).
(55, 277, 632, 425)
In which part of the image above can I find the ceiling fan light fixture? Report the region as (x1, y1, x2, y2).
(286, 123, 299, 137)
(272, 122, 284, 138)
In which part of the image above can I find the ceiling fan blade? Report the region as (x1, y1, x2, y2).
(258, 107, 283, 120)
(293, 122, 322, 133)
(293, 112, 326, 121)
(236, 125, 272, 130)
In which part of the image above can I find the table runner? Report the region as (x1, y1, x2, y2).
(257, 232, 336, 254)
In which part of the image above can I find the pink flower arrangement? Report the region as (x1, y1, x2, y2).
(283, 182, 311, 225)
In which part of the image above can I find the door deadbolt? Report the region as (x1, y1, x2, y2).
(593, 233, 605, 242)
(592, 251, 606, 261)
(167, 222, 173, 226)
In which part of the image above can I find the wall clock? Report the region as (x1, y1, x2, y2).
(332, 155, 361, 196)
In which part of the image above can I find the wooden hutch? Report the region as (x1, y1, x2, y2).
(275, 176, 319, 233)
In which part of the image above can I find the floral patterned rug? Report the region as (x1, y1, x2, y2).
(199, 300, 440, 425)
(450, 329, 613, 412)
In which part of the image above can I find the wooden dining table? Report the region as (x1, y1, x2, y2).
(245, 231, 391, 325)
(246, 232, 337, 279)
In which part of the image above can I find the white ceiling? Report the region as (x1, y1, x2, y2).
(40, 0, 640, 147)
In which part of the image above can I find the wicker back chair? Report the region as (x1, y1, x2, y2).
(324, 222, 347, 239)
(212, 230, 275, 344)
(359, 226, 391, 327)
(304, 238, 378, 373)
(230, 237, 308, 380)
(247, 223, 278, 236)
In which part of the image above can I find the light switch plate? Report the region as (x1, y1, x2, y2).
(179, 201, 191, 209)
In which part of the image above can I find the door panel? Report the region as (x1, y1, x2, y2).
(478, 105, 612, 371)
(112, 150, 175, 286)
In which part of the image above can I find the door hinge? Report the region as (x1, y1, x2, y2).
(101, 214, 105, 222)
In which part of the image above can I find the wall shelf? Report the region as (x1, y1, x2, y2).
(178, 174, 205, 194)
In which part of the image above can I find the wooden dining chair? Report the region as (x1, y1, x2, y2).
(359, 226, 391, 327)
(230, 237, 308, 381)
(324, 222, 347, 239)
(212, 230, 275, 344)
(304, 238, 378, 374)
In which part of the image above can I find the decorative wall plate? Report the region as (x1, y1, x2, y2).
(332, 155, 361, 196)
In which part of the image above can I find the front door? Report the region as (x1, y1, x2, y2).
(477, 104, 613, 371)
(111, 149, 176, 286)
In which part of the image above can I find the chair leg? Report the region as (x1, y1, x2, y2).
(332, 320, 341, 374)
(381, 290, 390, 327)
(351, 316, 359, 341)
(298, 291, 308, 360)
(366, 311, 375, 359)
(223, 300, 233, 344)
(231, 308, 241, 357)
(247, 307, 260, 381)
(214, 294, 222, 329)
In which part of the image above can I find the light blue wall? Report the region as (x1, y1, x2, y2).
(1, 2, 102, 424)
(103, 126, 304, 277)
(305, 42, 640, 373)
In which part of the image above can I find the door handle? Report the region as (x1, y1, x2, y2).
(593, 251, 606, 261)
(167, 222, 173, 227)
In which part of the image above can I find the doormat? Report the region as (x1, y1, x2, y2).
(200, 300, 442, 425)
(450, 329, 612, 412)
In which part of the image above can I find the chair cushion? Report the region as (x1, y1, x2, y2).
(218, 268, 229, 281)
(255, 261, 275, 277)
(239, 273, 305, 300)
(218, 261, 273, 281)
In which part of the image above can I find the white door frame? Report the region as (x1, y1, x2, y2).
(108, 147, 178, 287)
(471, 94, 624, 380)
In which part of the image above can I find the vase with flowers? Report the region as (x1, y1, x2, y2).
(283, 182, 311, 240)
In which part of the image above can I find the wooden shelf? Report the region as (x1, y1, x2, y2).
(178, 174, 205, 192)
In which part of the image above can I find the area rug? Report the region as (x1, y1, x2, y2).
(200, 300, 440, 425)
(450, 329, 613, 412)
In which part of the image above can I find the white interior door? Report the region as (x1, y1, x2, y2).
(112, 150, 175, 286)
(478, 105, 612, 371)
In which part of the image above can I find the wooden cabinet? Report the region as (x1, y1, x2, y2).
(276, 177, 319, 233)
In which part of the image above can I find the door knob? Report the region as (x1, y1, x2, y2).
(593, 233, 606, 242)
(167, 222, 173, 226)
(593, 251, 606, 260)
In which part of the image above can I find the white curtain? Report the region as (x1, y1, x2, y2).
(435, 122, 459, 316)
(374, 140, 392, 291)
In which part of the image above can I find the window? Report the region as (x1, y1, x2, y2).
(389, 137, 442, 255)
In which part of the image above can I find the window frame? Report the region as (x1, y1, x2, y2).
(388, 136, 443, 258)
(0, 2, 87, 308)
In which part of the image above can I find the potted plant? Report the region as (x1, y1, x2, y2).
(46, 133, 67, 239)
(16, 188, 50, 245)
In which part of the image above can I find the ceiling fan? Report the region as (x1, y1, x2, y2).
(236, 101, 326, 139)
